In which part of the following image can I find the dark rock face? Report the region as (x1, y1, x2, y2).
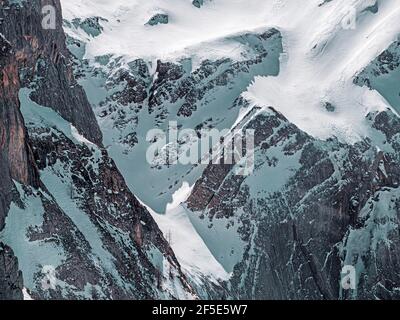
(18, 124, 194, 299)
(192, 0, 210, 8)
(147, 29, 281, 120)
(146, 14, 169, 26)
(0, 244, 23, 300)
(0, 24, 40, 190)
(0, 0, 195, 300)
(59, 1, 400, 300)
(2, 0, 400, 301)
(355, 40, 400, 114)
(0, 33, 12, 63)
(0, 153, 11, 230)
(64, 26, 283, 217)
(65, 23, 284, 297)
(0, 0, 102, 146)
(1, 1, 43, 298)
(68, 17, 107, 37)
(82, 28, 282, 166)
(185, 105, 400, 299)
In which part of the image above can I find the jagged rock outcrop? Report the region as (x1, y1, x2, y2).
(67, 17, 107, 38)
(192, 0, 211, 8)
(146, 13, 169, 26)
(2, 0, 400, 301)
(0, 243, 23, 300)
(184, 104, 400, 299)
(67, 27, 283, 212)
(1, 0, 102, 145)
(355, 40, 400, 114)
(0, 0, 196, 300)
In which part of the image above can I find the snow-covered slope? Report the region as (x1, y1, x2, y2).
(0, 0, 196, 300)
(54, 0, 400, 299)
(62, 0, 400, 141)
(62, 0, 280, 62)
(245, 0, 400, 142)
(139, 187, 230, 298)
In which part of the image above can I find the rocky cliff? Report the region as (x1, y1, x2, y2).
(2, 0, 400, 301)
(61, 0, 400, 299)
(185, 104, 400, 299)
(0, 0, 195, 300)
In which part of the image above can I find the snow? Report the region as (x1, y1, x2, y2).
(358, 40, 400, 114)
(0, 184, 66, 292)
(62, 0, 284, 214)
(22, 288, 34, 300)
(17, 77, 197, 299)
(165, 181, 193, 212)
(71, 125, 97, 147)
(17, 89, 130, 294)
(41, 166, 115, 271)
(57, 0, 400, 147)
(62, 0, 400, 211)
(19, 88, 100, 150)
(59, 0, 400, 291)
(62, 0, 278, 63)
(75, 28, 281, 213)
(340, 187, 400, 298)
(138, 187, 230, 284)
(184, 205, 246, 274)
(244, 0, 400, 142)
(245, 115, 302, 195)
